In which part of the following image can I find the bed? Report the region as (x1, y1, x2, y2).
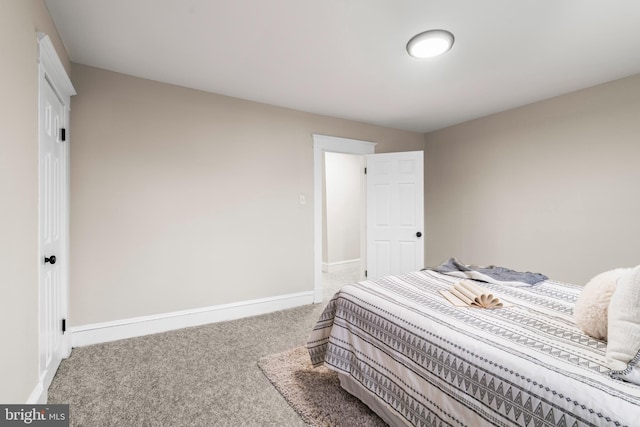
(306, 268, 640, 426)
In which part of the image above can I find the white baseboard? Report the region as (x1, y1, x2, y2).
(70, 291, 315, 348)
(322, 258, 360, 273)
(26, 382, 46, 404)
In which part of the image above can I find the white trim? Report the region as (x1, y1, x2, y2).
(322, 258, 361, 273)
(312, 134, 376, 303)
(37, 33, 76, 105)
(70, 291, 314, 348)
(312, 134, 377, 155)
(26, 383, 46, 405)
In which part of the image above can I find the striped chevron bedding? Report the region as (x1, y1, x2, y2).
(306, 270, 640, 426)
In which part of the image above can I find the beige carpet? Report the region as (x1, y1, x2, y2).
(48, 269, 362, 426)
(258, 347, 387, 427)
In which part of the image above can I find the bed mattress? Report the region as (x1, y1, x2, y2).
(307, 270, 640, 426)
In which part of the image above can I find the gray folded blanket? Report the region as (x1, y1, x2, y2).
(430, 257, 548, 287)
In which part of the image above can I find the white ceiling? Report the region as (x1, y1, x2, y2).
(45, 0, 640, 133)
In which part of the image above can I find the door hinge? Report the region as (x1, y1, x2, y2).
(60, 128, 66, 142)
(61, 318, 66, 334)
(365, 270, 368, 277)
(364, 167, 367, 174)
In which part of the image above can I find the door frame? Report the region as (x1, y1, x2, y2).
(312, 134, 376, 302)
(35, 33, 75, 404)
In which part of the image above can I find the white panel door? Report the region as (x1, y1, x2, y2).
(39, 78, 66, 389)
(366, 151, 424, 279)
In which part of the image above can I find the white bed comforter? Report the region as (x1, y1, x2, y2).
(307, 270, 640, 426)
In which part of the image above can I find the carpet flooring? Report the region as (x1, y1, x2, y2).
(258, 346, 386, 427)
(48, 267, 362, 426)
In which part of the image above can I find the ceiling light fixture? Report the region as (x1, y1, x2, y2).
(406, 29, 455, 58)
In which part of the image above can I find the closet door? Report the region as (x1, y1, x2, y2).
(39, 76, 67, 391)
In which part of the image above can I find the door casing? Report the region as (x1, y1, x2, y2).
(313, 134, 375, 302)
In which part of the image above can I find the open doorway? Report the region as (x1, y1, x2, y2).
(312, 134, 376, 303)
(322, 152, 364, 299)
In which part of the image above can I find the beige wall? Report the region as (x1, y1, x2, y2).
(69, 64, 424, 326)
(424, 73, 640, 284)
(0, 0, 69, 403)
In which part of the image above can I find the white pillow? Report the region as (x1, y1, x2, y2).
(573, 268, 627, 340)
(607, 265, 640, 371)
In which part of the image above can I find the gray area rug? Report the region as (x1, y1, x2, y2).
(258, 346, 386, 427)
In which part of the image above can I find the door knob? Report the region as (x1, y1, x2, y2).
(416, 232, 422, 238)
(44, 255, 57, 265)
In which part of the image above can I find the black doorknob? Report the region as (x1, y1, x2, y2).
(416, 232, 422, 238)
(45, 255, 57, 265)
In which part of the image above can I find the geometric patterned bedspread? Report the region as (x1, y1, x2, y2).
(307, 270, 640, 426)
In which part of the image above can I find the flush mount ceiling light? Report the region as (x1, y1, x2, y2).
(406, 29, 455, 58)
